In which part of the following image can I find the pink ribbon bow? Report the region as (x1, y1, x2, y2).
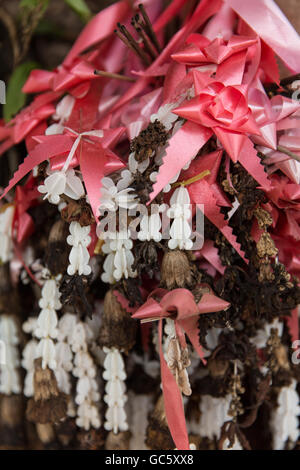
(132, 287, 230, 450)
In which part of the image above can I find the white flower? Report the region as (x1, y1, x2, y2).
(35, 278, 61, 369)
(22, 339, 37, 397)
(0, 205, 14, 263)
(197, 395, 232, 440)
(138, 213, 162, 242)
(0, 315, 21, 395)
(67, 222, 91, 276)
(100, 176, 138, 212)
(101, 231, 136, 283)
(117, 153, 150, 191)
(150, 103, 178, 131)
(38, 168, 85, 205)
(36, 337, 56, 370)
(45, 95, 75, 135)
(68, 318, 101, 430)
(167, 186, 193, 250)
(271, 379, 300, 450)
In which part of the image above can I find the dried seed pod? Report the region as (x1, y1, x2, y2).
(145, 395, 175, 450)
(44, 219, 69, 276)
(98, 290, 137, 352)
(0, 395, 25, 449)
(26, 359, 68, 424)
(105, 430, 131, 450)
(161, 250, 193, 290)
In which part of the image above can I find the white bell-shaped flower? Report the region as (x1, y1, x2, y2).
(138, 213, 162, 242)
(0, 205, 14, 263)
(38, 171, 67, 204)
(67, 222, 91, 276)
(167, 186, 193, 250)
(150, 103, 178, 131)
(100, 177, 138, 212)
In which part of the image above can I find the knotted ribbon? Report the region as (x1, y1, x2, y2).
(132, 287, 230, 450)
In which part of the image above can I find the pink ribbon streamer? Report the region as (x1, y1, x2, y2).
(133, 287, 230, 450)
(224, 0, 300, 73)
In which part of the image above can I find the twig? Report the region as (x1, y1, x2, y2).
(277, 145, 300, 163)
(94, 69, 135, 82)
(138, 3, 161, 53)
(0, 6, 20, 67)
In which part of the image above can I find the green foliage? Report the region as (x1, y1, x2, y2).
(3, 61, 39, 122)
(63, 0, 92, 23)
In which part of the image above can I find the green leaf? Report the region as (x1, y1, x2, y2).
(3, 61, 39, 122)
(63, 0, 92, 23)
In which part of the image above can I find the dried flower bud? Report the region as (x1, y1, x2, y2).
(161, 250, 193, 290)
(26, 359, 67, 424)
(98, 290, 137, 352)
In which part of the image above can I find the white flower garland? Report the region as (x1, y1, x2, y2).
(35, 277, 61, 370)
(0, 315, 21, 395)
(189, 394, 232, 440)
(101, 230, 136, 284)
(167, 186, 193, 250)
(0, 205, 14, 263)
(271, 379, 300, 450)
(69, 318, 101, 431)
(67, 221, 92, 276)
(103, 346, 128, 434)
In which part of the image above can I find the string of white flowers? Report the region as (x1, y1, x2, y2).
(67, 221, 92, 276)
(270, 379, 300, 450)
(103, 346, 128, 434)
(34, 275, 62, 370)
(188, 394, 233, 440)
(100, 230, 136, 284)
(69, 318, 101, 430)
(167, 186, 193, 250)
(0, 315, 21, 395)
(54, 314, 74, 395)
(0, 205, 14, 263)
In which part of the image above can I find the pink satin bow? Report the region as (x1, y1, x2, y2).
(132, 287, 230, 450)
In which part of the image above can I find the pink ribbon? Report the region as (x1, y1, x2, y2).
(133, 287, 230, 450)
(224, 0, 300, 73)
